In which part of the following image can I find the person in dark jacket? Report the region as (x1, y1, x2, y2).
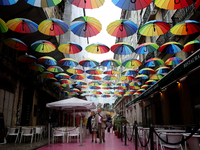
(86, 114, 92, 134)
(106, 115, 112, 134)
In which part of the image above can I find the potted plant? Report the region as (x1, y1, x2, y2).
(114, 117, 127, 138)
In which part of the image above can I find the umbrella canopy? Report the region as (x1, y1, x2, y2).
(165, 57, 183, 65)
(68, 0, 104, 9)
(89, 86, 101, 89)
(116, 81, 129, 86)
(3, 38, 28, 51)
(122, 58, 142, 68)
(86, 43, 110, 54)
(76, 80, 87, 85)
(150, 74, 163, 80)
(81, 90, 89, 93)
(119, 76, 134, 81)
(31, 40, 56, 53)
(114, 91, 124, 95)
(40, 71, 54, 78)
(113, 94, 122, 98)
(115, 86, 126, 90)
(58, 42, 82, 54)
(60, 79, 72, 84)
(104, 91, 113, 94)
(129, 81, 142, 86)
(24, 0, 62, 7)
(111, 42, 135, 55)
(126, 90, 136, 94)
(159, 42, 184, 54)
(0, 0, 18, 5)
(135, 74, 149, 80)
(79, 59, 99, 67)
(86, 68, 103, 75)
(122, 68, 138, 76)
(53, 82, 62, 87)
(29, 64, 45, 72)
(135, 43, 159, 54)
(196, 0, 200, 10)
(59, 58, 78, 67)
(145, 80, 157, 85)
(124, 94, 132, 97)
(155, 0, 195, 10)
(107, 19, 137, 37)
(139, 20, 171, 36)
(102, 81, 115, 86)
(90, 94, 100, 98)
(141, 85, 151, 89)
(47, 66, 64, 73)
(88, 81, 101, 86)
(38, 18, 69, 36)
(101, 94, 111, 98)
(103, 69, 120, 75)
(70, 16, 102, 37)
(139, 68, 155, 75)
(102, 86, 113, 89)
(129, 86, 140, 90)
(79, 85, 87, 89)
(103, 75, 118, 80)
(101, 59, 121, 67)
(183, 40, 200, 52)
(138, 89, 146, 93)
(145, 58, 164, 67)
(71, 74, 85, 80)
(87, 75, 102, 80)
(6, 18, 38, 33)
(67, 67, 84, 74)
(170, 20, 200, 35)
(38, 56, 57, 65)
(62, 83, 71, 88)
(18, 55, 37, 63)
(61, 91, 69, 96)
(0, 18, 8, 33)
(156, 66, 171, 74)
(69, 88, 80, 93)
(56, 73, 70, 79)
(112, 0, 152, 11)
(92, 91, 102, 94)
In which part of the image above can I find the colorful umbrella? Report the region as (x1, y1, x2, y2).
(89, 86, 101, 89)
(138, 89, 146, 93)
(55, 73, 70, 79)
(47, 66, 64, 73)
(119, 76, 134, 81)
(165, 57, 183, 65)
(24, 0, 62, 7)
(159, 42, 184, 54)
(69, 88, 80, 93)
(101, 94, 111, 98)
(170, 20, 200, 35)
(38, 18, 69, 36)
(116, 81, 129, 86)
(155, 0, 195, 10)
(92, 91, 102, 94)
(115, 86, 126, 90)
(103, 69, 120, 75)
(40, 71, 54, 78)
(124, 94, 132, 97)
(68, 0, 104, 9)
(114, 91, 124, 95)
(79, 85, 87, 89)
(71, 74, 85, 80)
(76, 80, 87, 85)
(62, 83, 71, 88)
(195, 0, 200, 10)
(70, 16, 102, 37)
(111, 42, 135, 55)
(61, 91, 69, 96)
(53, 82, 62, 88)
(156, 66, 171, 74)
(102, 86, 113, 89)
(183, 40, 200, 52)
(122, 58, 142, 68)
(112, 0, 152, 10)
(86, 68, 103, 75)
(81, 93, 90, 96)
(103, 75, 118, 80)
(6, 18, 38, 33)
(45, 78, 58, 82)
(60, 79, 72, 84)
(38, 56, 57, 65)
(129, 81, 142, 86)
(0, 18, 8, 33)
(58, 42, 82, 54)
(135, 43, 159, 54)
(90, 94, 100, 98)
(0, 0, 18, 5)
(29, 64, 45, 71)
(101, 59, 121, 67)
(129, 86, 140, 90)
(81, 90, 89, 93)
(67, 67, 84, 74)
(87, 75, 102, 80)
(86, 43, 110, 54)
(145, 58, 164, 67)
(150, 74, 163, 80)
(139, 20, 171, 36)
(79, 59, 99, 67)
(134, 92, 141, 95)
(139, 68, 155, 75)
(102, 81, 115, 86)
(88, 81, 101, 86)
(59, 58, 78, 67)
(18, 55, 36, 63)
(107, 19, 137, 37)
(135, 74, 149, 80)
(141, 85, 150, 89)
(145, 80, 157, 85)
(31, 40, 56, 53)
(3, 38, 28, 51)
(126, 90, 136, 94)
(122, 68, 138, 76)
(113, 94, 122, 98)
(104, 91, 113, 94)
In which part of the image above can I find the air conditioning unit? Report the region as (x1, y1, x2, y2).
(150, 9, 157, 16)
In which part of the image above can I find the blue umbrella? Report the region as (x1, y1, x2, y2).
(0, 0, 18, 6)
(111, 42, 135, 55)
(135, 43, 159, 54)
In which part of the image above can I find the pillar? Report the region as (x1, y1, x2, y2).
(161, 89, 170, 124)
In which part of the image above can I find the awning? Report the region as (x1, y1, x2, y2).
(126, 49, 200, 108)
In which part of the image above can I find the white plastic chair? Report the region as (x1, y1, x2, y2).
(19, 127, 34, 143)
(67, 128, 79, 143)
(160, 133, 183, 150)
(183, 134, 200, 150)
(35, 127, 43, 141)
(6, 127, 20, 143)
(53, 128, 65, 143)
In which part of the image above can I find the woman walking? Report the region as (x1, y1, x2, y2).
(91, 111, 98, 143)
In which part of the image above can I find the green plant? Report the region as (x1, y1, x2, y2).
(114, 117, 127, 130)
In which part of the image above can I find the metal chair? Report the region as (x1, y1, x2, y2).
(20, 127, 34, 143)
(6, 127, 20, 143)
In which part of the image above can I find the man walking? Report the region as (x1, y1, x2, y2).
(96, 108, 107, 143)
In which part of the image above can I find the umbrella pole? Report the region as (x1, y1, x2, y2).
(46, 123, 52, 147)
(78, 117, 84, 146)
(74, 108, 75, 127)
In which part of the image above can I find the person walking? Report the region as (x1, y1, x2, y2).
(106, 115, 112, 134)
(90, 111, 98, 143)
(96, 108, 107, 143)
